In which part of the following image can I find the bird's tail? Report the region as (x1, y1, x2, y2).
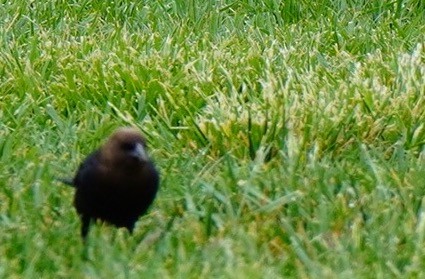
(56, 177, 75, 187)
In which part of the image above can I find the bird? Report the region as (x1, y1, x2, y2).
(59, 127, 160, 240)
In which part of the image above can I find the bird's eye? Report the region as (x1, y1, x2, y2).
(120, 142, 135, 151)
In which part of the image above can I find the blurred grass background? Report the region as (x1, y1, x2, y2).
(0, 0, 424, 277)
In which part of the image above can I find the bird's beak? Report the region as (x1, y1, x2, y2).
(130, 143, 149, 162)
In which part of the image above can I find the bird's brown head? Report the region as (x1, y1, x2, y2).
(101, 127, 150, 169)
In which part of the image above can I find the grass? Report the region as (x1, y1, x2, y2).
(0, 0, 424, 277)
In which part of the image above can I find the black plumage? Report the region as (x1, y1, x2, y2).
(60, 127, 159, 240)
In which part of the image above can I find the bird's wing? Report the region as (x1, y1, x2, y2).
(74, 150, 103, 189)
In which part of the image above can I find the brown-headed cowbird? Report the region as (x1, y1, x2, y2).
(60, 127, 159, 240)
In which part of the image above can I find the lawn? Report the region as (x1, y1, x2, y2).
(0, 0, 424, 278)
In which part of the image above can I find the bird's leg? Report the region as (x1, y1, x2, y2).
(126, 222, 135, 234)
(81, 215, 91, 240)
